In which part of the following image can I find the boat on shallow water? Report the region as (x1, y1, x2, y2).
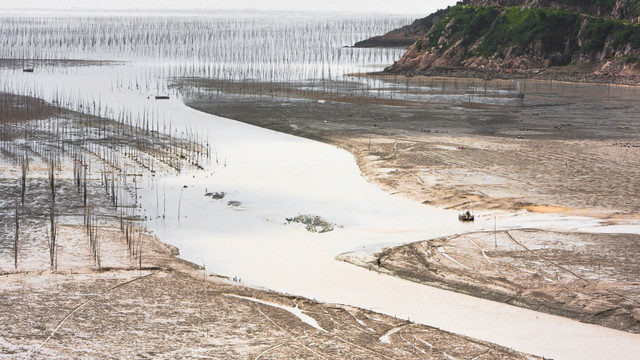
(458, 210, 474, 221)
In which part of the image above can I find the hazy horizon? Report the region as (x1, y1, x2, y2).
(3, 0, 460, 16)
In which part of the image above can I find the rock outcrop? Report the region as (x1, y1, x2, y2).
(383, 2, 640, 82)
(353, 1, 470, 48)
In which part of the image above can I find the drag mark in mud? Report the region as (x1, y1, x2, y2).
(437, 247, 473, 271)
(344, 308, 374, 332)
(226, 294, 327, 333)
(379, 325, 407, 344)
(253, 306, 327, 360)
(505, 231, 586, 283)
(334, 334, 400, 360)
(509, 231, 640, 307)
(27, 270, 160, 358)
(465, 237, 494, 265)
(254, 343, 284, 360)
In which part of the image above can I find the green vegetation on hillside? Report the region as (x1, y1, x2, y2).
(475, 7, 582, 57)
(552, 0, 640, 17)
(427, 6, 500, 49)
(557, 0, 617, 11)
(425, 5, 640, 64)
(583, 16, 640, 51)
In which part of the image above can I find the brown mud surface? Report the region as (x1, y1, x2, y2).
(1, 268, 538, 359)
(179, 76, 640, 217)
(0, 92, 537, 359)
(178, 76, 640, 334)
(382, 57, 640, 87)
(339, 230, 640, 334)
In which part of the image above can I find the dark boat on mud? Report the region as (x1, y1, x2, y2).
(458, 210, 474, 221)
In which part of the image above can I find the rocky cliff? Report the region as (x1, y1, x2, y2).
(384, 2, 640, 82)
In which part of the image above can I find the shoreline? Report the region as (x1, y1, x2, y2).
(376, 61, 640, 87)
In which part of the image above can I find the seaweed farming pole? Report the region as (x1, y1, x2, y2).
(49, 202, 57, 271)
(14, 202, 19, 270)
(49, 160, 57, 270)
(20, 156, 28, 206)
(177, 186, 184, 221)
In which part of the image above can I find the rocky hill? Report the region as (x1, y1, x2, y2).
(469, 0, 640, 22)
(353, 1, 470, 48)
(383, 1, 640, 83)
(356, 0, 639, 49)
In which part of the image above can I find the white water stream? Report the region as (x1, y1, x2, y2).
(4, 63, 640, 360)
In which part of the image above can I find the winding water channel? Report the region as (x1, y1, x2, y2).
(5, 58, 640, 360)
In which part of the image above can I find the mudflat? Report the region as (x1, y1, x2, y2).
(0, 92, 537, 359)
(180, 75, 640, 333)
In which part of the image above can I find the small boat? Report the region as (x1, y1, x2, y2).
(23, 68, 34, 73)
(155, 95, 170, 100)
(458, 210, 474, 221)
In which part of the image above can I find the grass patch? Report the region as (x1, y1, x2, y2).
(427, 6, 500, 52)
(622, 54, 640, 64)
